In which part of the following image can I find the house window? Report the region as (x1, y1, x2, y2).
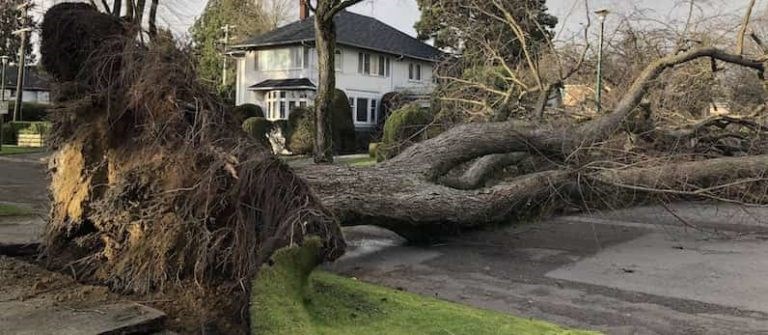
(370, 99, 377, 123)
(335, 49, 343, 71)
(257, 47, 306, 71)
(358, 52, 389, 77)
(409, 63, 422, 81)
(303, 48, 310, 69)
(265, 90, 312, 120)
(349, 96, 378, 125)
(253, 51, 259, 71)
(356, 98, 369, 123)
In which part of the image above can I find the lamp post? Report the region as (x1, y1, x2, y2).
(0, 55, 8, 151)
(595, 9, 609, 114)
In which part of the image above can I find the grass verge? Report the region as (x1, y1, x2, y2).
(0, 145, 44, 156)
(251, 240, 599, 335)
(0, 203, 34, 217)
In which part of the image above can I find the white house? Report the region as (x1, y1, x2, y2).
(1, 66, 51, 105)
(229, 7, 443, 130)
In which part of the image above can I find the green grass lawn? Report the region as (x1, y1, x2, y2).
(340, 155, 376, 167)
(0, 203, 34, 216)
(0, 145, 44, 156)
(251, 240, 599, 335)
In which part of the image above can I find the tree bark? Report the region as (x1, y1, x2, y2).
(293, 46, 768, 239)
(312, 15, 336, 163)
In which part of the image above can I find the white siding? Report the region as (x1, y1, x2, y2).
(234, 45, 436, 126)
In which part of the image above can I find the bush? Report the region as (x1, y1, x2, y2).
(287, 107, 314, 155)
(1, 121, 51, 145)
(233, 104, 264, 123)
(329, 89, 356, 153)
(377, 104, 434, 162)
(4, 102, 50, 122)
(285, 89, 356, 155)
(1, 124, 15, 145)
(242, 117, 273, 145)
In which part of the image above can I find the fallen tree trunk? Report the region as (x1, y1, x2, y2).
(295, 47, 768, 238)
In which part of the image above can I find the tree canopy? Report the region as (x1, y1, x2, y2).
(0, 0, 35, 64)
(190, 0, 283, 93)
(414, 0, 557, 61)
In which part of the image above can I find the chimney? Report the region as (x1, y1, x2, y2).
(300, 0, 309, 20)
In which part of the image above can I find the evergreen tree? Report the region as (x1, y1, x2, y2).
(415, 0, 557, 62)
(190, 0, 278, 94)
(0, 0, 35, 64)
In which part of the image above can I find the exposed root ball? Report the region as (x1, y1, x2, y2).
(41, 3, 345, 295)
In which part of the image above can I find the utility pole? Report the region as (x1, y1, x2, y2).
(595, 9, 609, 114)
(220, 24, 236, 87)
(13, 1, 33, 122)
(0, 55, 8, 151)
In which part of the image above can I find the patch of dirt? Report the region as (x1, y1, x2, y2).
(0, 255, 248, 334)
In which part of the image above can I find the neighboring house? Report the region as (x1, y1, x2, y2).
(229, 6, 443, 130)
(1, 66, 52, 105)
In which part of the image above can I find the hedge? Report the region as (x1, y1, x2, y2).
(1, 121, 52, 145)
(242, 117, 273, 145)
(233, 103, 264, 123)
(376, 103, 434, 162)
(285, 89, 356, 155)
(2, 102, 50, 122)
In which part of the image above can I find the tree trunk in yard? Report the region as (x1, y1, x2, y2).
(313, 16, 336, 163)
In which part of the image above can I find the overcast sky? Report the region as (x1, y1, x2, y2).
(30, 0, 768, 43)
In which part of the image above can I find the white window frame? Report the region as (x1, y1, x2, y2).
(335, 49, 343, 72)
(256, 47, 308, 72)
(358, 52, 389, 77)
(409, 63, 422, 81)
(349, 94, 379, 126)
(265, 90, 313, 120)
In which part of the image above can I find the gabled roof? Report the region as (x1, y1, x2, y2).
(231, 11, 443, 62)
(1, 66, 51, 92)
(248, 78, 316, 91)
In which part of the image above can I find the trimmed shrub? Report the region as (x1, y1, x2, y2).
(3, 102, 50, 122)
(376, 104, 434, 162)
(287, 107, 314, 155)
(1, 121, 51, 145)
(1, 123, 16, 145)
(242, 117, 273, 145)
(329, 89, 356, 153)
(233, 104, 264, 123)
(285, 89, 356, 155)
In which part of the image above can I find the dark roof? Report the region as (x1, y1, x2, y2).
(248, 78, 316, 91)
(232, 11, 443, 62)
(1, 66, 51, 91)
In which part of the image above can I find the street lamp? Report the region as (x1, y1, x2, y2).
(0, 55, 8, 151)
(595, 9, 609, 114)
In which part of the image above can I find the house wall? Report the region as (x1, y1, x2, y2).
(234, 45, 435, 127)
(2, 89, 50, 104)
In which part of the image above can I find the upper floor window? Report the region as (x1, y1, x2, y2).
(358, 52, 390, 77)
(335, 49, 343, 72)
(409, 63, 422, 81)
(255, 47, 307, 71)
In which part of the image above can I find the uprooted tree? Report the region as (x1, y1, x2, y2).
(41, 3, 344, 296)
(39, 1, 768, 332)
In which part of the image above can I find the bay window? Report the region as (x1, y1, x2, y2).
(265, 90, 312, 120)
